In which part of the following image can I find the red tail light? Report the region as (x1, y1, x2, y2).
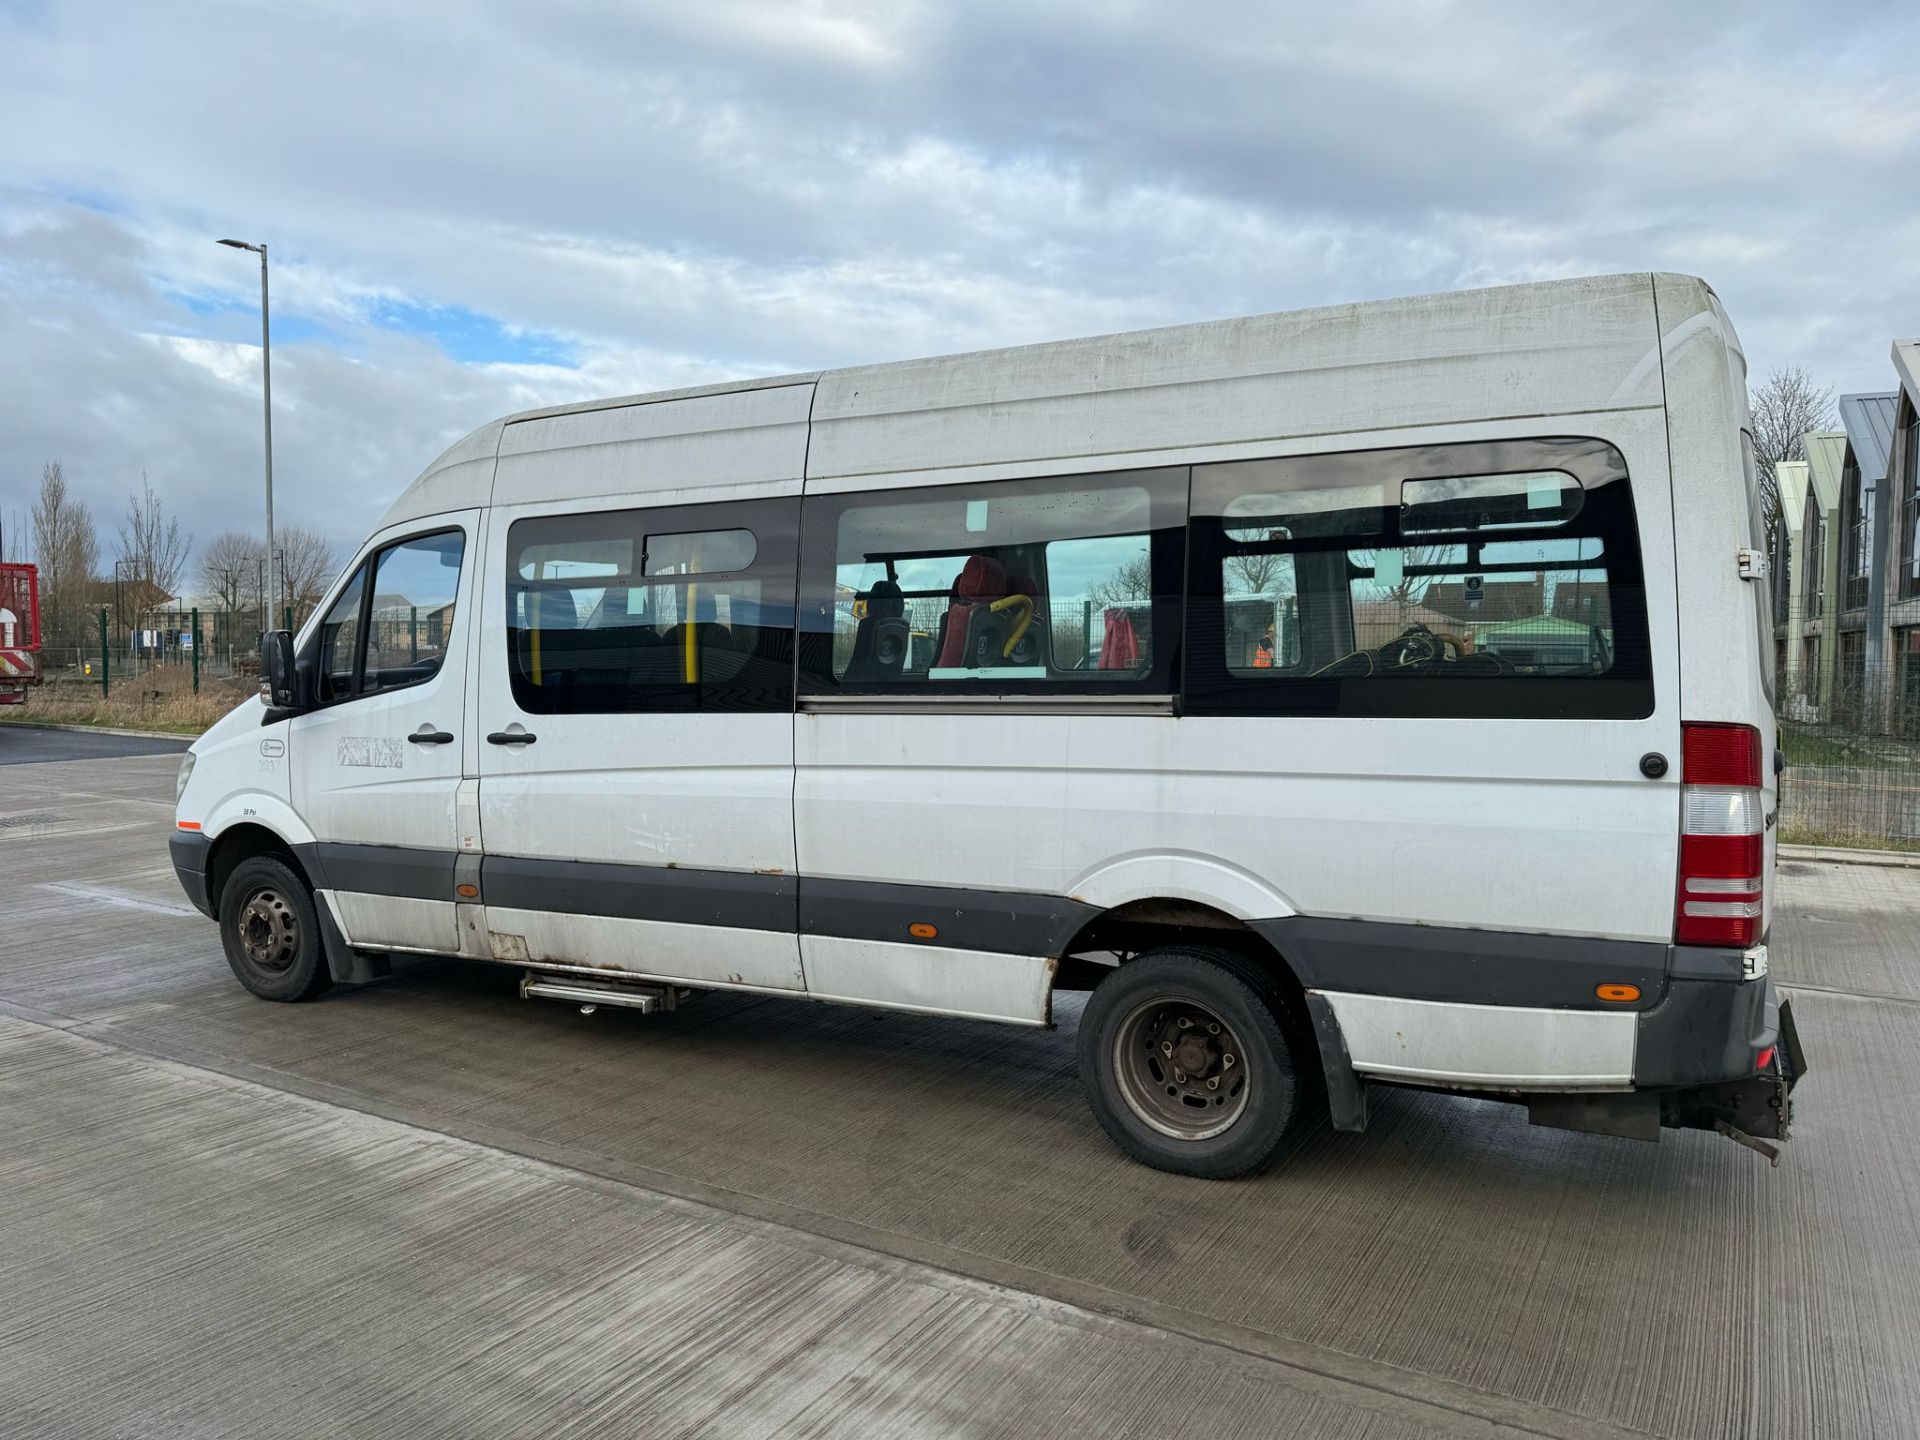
(1675, 722, 1765, 948)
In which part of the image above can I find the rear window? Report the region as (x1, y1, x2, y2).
(1184, 437, 1654, 719)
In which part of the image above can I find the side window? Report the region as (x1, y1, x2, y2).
(316, 565, 366, 704)
(797, 467, 1187, 694)
(365, 531, 466, 694)
(505, 499, 796, 715)
(1185, 437, 1653, 719)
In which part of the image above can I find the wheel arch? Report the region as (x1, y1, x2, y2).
(1055, 895, 1308, 1004)
(204, 822, 309, 917)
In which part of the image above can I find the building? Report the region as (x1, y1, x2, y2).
(1834, 391, 1899, 707)
(1772, 457, 1809, 690)
(1791, 431, 1847, 712)
(1880, 340, 1920, 718)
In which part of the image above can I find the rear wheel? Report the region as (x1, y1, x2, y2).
(218, 855, 332, 1002)
(1078, 945, 1306, 1178)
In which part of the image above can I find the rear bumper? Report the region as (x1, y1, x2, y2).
(1633, 968, 1779, 1088)
(169, 830, 214, 918)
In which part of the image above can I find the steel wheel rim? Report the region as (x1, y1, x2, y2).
(1112, 995, 1250, 1142)
(238, 886, 299, 973)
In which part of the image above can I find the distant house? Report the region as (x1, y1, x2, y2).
(1422, 577, 1543, 627)
(1772, 458, 1810, 693)
(1881, 340, 1920, 717)
(1794, 431, 1848, 711)
(1834, 391, 1900, 702)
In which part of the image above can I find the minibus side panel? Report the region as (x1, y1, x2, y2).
(472, 390, 812, 990)
(794, 407, 1684, 1081)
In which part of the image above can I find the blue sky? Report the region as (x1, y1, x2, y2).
(1, 0, 1916, 580)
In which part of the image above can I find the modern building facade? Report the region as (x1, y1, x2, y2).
(1786, 431, 1847, 713)
(1881, 340, 1920, 716)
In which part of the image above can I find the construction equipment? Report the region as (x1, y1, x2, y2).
(0, 563, 42, 707)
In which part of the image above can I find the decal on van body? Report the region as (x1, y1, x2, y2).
(338, 736, 404, 769)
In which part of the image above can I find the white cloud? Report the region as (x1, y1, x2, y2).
(0, 0, 1915, 570)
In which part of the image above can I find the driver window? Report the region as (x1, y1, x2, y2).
(363, 530, 465, 695)
(316, 565, 366, 704)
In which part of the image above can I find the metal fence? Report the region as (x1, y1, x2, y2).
(1779, 664, 1920, 850)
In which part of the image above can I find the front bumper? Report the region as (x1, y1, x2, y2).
(170, 830, 214, 918)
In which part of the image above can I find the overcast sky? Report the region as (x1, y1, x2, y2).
(2, 0, 1915, 578)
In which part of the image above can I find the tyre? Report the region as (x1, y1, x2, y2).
(218, 855, 333, 1001)
(1078, 945, 1307, 1178)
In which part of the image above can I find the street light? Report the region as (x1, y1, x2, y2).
(217, 237, 275, 638)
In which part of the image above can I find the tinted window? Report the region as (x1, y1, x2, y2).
(1185, 437, 1653, 718)
(365, 530, 465, 694)
(798, 467, 1187, 694)
(506, 499, 796, 714)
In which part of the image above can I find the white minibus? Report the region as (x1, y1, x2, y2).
(172, 272, 1803, 1177)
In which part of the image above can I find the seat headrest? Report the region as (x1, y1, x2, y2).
(954, 555, 1007, 600)
(865, 579, 904, 619)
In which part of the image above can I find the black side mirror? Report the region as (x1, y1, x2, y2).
(261, 629, 301, 713)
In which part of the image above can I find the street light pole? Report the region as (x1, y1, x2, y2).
(218, 238, 275, 637)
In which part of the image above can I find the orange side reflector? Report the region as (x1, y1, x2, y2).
(176, 821, 201, 831)
(456, 883, 480, 899)
(908, 922, 938, 940)
(1595, 983, 1641, 1003)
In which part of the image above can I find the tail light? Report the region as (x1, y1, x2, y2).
(1675, 722, 1764, 948)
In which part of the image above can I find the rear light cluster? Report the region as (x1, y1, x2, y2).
(1675, 722, 1765, 949)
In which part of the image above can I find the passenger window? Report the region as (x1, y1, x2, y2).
(364, 530, 465, 694)
(1186, 438, 1653, 719)
(797, 467, 1187, 694)
(316, 565, 366, 704)
(506, 500, 796, 714)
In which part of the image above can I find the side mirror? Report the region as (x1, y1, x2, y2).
(260, 629, 301, 713)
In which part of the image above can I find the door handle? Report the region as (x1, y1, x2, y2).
(487, 730, 537, 746)
(408, 729, 455, 745)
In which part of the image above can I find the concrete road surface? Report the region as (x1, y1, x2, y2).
(2, 746, 1918, 1438)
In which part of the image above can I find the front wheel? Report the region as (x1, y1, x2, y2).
(1078, 946, 1307, 1178)
(218, 855, 333, 1002)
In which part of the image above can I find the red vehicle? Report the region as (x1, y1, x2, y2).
(0, 563, 42, 706)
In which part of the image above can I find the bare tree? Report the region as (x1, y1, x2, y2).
(1750, 366, 1835, 560)
(199, 531, 261, 619)
(276, 526, 337, 622)
(30, 461, 101, 648)
(1087, 550, 1155, 610)
(1224, 550, 1292, 597)
(116, 472, 192, 603)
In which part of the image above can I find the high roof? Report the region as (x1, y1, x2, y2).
(1838, 392, 1898, 486)
(1802, 431, 1847, 511)
(379, 271, 1725, 530)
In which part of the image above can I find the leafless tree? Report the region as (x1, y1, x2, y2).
(1224, 549, 1292, 598)
(1087, 550, 1155, 610)
(1750, 366, 1835, 560)
(116, 472, 192, 601)
(30, 461, 101, 648)
(199, 530, 260, 618)
(277, 526, 337, 621)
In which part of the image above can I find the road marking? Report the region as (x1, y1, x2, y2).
(40, 882, 199, 918)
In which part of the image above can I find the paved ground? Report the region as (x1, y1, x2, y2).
(0, 722, 189, 764)
(2, 743, 1918, 1438)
